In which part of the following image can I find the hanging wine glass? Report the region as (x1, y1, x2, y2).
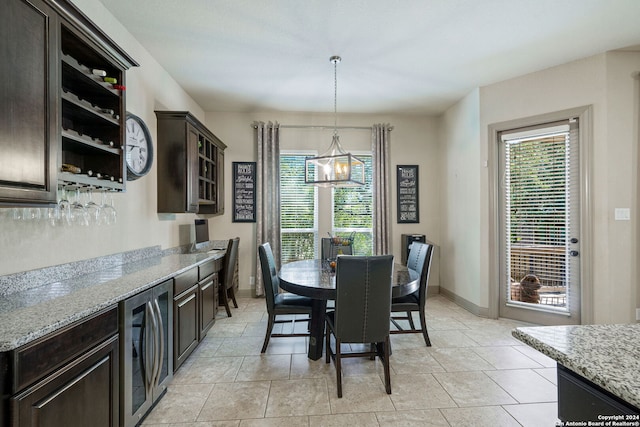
(101, 190, 117, 225)
(70, 186, 89, 226)
(84, 186, 102, 225)
(57, 186, 72, 226)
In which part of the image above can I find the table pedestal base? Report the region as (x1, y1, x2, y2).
(308, 300, 327, 360)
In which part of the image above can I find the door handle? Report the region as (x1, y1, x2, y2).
(153, 298, 164, 388)
(570, 250, 579, 257)
(145, 301, 155, 393)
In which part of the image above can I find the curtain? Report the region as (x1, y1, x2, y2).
(254, 121, 281, 296)
(372, 123, 392, 255)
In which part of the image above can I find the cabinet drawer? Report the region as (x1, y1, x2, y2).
(199, 258, 222, 280)
(174, 267, 198, 295)
(12, 306, 118, 393)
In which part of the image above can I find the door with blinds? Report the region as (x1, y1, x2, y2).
(498, 119, 580, 325)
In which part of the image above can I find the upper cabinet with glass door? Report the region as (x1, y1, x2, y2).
(0, 0, 137, 207)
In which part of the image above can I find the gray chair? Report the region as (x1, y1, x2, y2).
(325, 255, 394, 398)
(219, 237, 240, 317)
(390, 242, 434, 346)
(258, 242, 313, 353)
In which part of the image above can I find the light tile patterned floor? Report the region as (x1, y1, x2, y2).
(142, 295, 560, 427)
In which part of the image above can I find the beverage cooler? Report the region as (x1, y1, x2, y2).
(401, 234, 426, 265)
(120, 279, 173, 427)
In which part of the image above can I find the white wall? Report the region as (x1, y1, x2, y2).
(440, 89, 483, 309)
(441, 51, 640, 323)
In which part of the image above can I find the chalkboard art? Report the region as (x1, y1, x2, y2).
(397, 165, 419, 223)
(233, 162, 256, 222)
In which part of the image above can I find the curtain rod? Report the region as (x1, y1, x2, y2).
(251, 124, 372, 130)
(280, 124, 372, 130)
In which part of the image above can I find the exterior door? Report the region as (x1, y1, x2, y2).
(498, 119, 581, 325)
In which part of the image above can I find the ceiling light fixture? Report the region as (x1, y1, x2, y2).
(304, 56, 365, 187)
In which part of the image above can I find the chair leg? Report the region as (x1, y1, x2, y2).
(335, 336, 343, 398)
(261, 315, 275, 353)
(406, 311, 416, 329)
(228, 286, 239, 308)
(220, 285, 232, 317)
(419, 309, 431, 346)
(382, 336, 392, 394)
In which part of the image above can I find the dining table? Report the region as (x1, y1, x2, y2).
(278, 259, 419, 360)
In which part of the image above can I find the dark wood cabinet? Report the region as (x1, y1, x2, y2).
(0, 0, 59, 205)
(0, 0, 137, 207)
(557, 364, 639, 420)
(173, 258, 224, 371)
(173, 268, 200, 371)
(8, 306, 119, 427)
(155, 111, 226, 214)
(199, 258, 221, 339)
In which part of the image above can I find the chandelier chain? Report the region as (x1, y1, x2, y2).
(333, 57, 338, 134)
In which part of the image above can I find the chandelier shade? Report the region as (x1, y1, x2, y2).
(304, 55, 365, 187)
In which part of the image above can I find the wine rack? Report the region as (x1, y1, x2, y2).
(198, 134, 221, 210)
(59, 25, 126, 190)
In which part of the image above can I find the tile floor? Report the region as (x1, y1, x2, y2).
(142, 295, 560, 427)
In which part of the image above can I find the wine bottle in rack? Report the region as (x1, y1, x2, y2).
(91, 69, 106, 77)
(61, 163, 81, 174)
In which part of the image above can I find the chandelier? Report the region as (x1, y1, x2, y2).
(304, 56, 365, 187)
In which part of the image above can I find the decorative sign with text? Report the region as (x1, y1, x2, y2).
(397, 165, 419, 223)
(232, 162, 256, 222)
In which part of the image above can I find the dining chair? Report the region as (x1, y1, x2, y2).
(258, 242, 313, 353)
(390, 242, 434, 346)
(219, 237, 240, 317)
(325, 255, 394, 398)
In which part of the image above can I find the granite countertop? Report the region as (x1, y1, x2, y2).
(513, 324, 640, 409)
(0, 250, 225, 352)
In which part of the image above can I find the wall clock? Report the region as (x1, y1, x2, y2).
(125, 113, 154, 180)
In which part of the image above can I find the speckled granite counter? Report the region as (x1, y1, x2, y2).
(513, 324, 640, 410)
(0, 250, 225, 352)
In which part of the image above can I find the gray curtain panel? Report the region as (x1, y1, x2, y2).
(372, 123, 392, 255)
(254, 121, 281, 296)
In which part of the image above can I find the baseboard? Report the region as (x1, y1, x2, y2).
(236, 288, 254, 298)
(438, 287, 491, 318)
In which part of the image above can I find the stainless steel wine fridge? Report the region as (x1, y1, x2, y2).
(120, 279, 173, 427)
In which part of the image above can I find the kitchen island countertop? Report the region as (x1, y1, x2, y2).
(513, 324, 640, 410)
(0, 250, 225, 352)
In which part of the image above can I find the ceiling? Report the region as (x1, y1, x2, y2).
(97, 0, 640, 115)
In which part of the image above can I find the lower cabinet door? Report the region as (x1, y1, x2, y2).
(199, 274, 217, 339)
(174, 285, 199, 371)
(11, 335, 119, 427)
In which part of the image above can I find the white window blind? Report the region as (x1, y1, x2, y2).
(332, 155, 373, 255)
(280, 153, 317, 263)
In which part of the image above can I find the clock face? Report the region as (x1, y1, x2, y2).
(125, 114, 153, 180)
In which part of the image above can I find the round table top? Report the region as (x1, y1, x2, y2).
(278, 259, 419, 300)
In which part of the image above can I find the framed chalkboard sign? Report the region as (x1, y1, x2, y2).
(397, 165, 419, 223)
(232, 162, 256, 222)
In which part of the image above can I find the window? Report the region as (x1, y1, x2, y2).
(332, 155, 373, 255)
(280, 153, 373, 264)
(280, 153, 317, 263)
